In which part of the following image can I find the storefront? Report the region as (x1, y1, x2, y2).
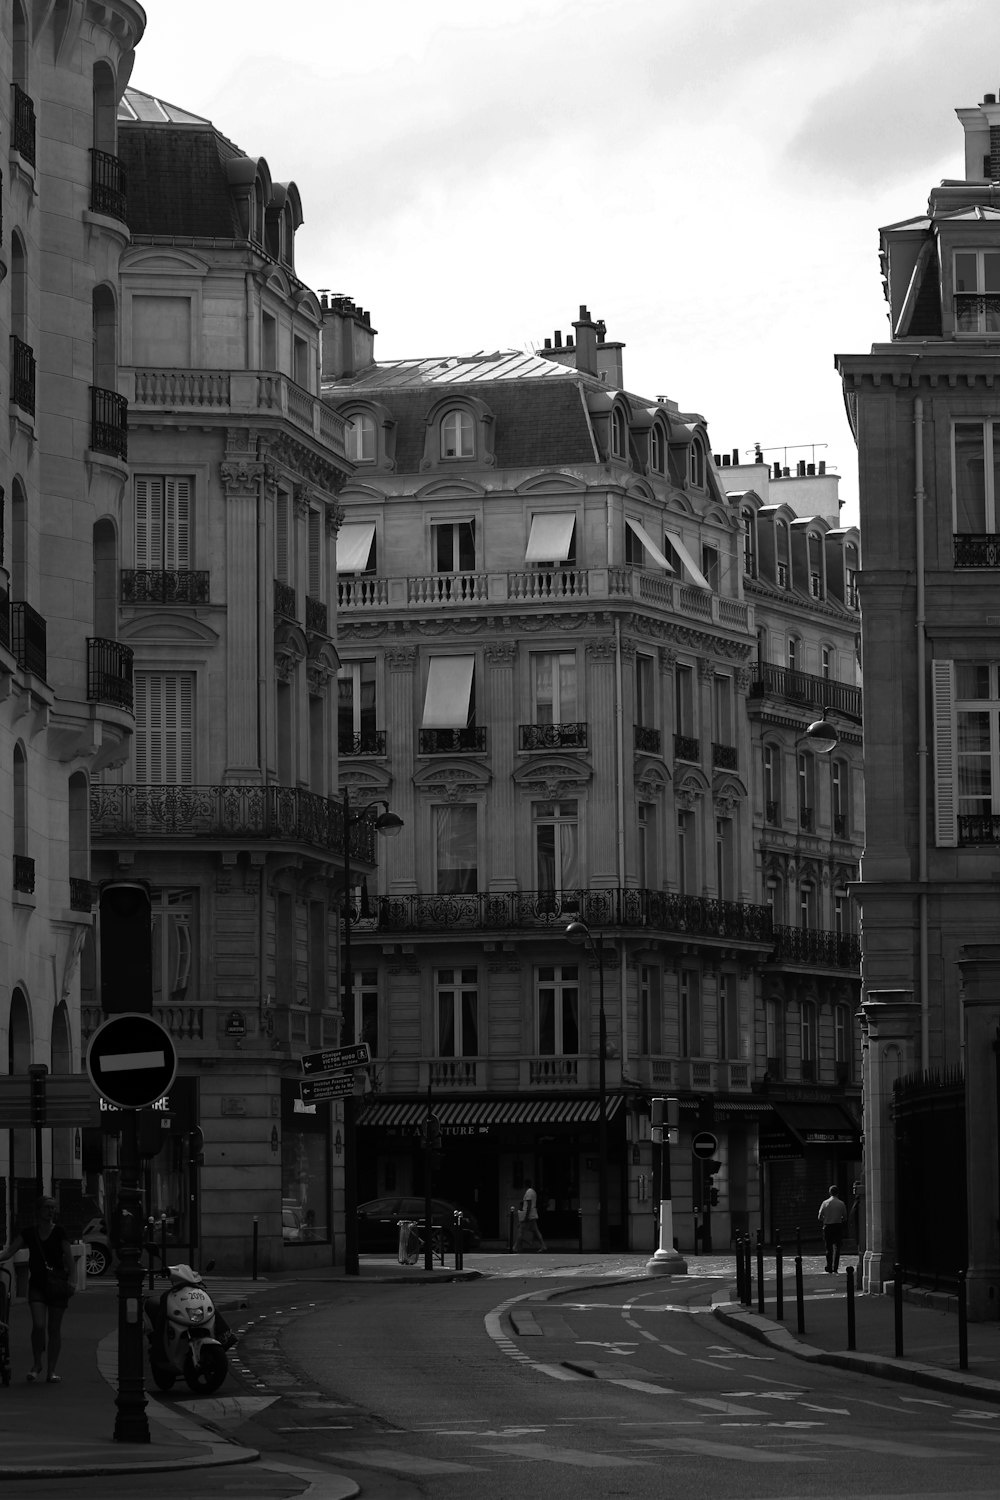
(758, 1100, 862, 1246)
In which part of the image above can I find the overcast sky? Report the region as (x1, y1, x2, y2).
(130, 0, 1000, 524)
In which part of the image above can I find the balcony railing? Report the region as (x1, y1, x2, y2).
(306, 595, 328, 634)
(90, 784, 376, 861)
(13, 854, 35, 894)
(770, 924, 861, 969)
(130, 368, 348, 455)
(375, 887, 773, 942)
(520, 723, 588, 751)
(87, 637, 134, 710)
(339, 729, 387, 757)
(12, 83, 35, 164)
(634, 724, 661, 754)
(419, 727, 487, 754)
(274, 579, 297, 620)
(955, 293, 1000, 334)
(409, 573, 488, 605)
(799, 805, 814, 831)
(10, 334, 35, 416)
(712, 741, 738, 770)
(339, 575, 388, 609)
(69, 878, 93, 912)
(959, 814, 1000, 845)
(508, 568, 588, 600)
(90, 385, 128, 460)
(0, 585, 9, 654)
(749, 663, 862, 720)
(765, 800, 779, 825)
(674, 733, 699, 762)
(954, 533, 1000, 568)
(10, 600, 46, 678)
(121, 570, 210, 605)
(90, 147, 127, 222)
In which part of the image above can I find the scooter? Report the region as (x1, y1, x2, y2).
(143, 1263, 229, 1394)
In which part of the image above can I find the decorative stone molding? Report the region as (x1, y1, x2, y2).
(485, 641, 517, 666)
(326, 502, 346, 537)
(698, 658, 716, 682)
(586, 637, 617, 661)
(386, 645, 417, 671)
(659, 646, 677, 671)
(735, 665, 753, 694)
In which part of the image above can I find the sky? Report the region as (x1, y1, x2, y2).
(129, 0, 1000, 525)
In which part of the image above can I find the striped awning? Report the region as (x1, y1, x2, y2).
(357, 1095, 625, 1129)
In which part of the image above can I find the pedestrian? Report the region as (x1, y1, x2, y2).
(0, 1195, 76, 1382)
(515, 1179, 546, 1252)
(817, 1184, 848, 1273)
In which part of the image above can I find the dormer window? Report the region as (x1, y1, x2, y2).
(346, 413, 377, 463)
(688, 438, 705, 489)
(742, 507, 757, 577)
(611, 407, 626, 460)
(441, 409, 474, 459)
(650, 423, 665, 474)
(955, 250, 1000, 334)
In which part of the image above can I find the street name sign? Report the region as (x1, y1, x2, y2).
(300, 1074, 357, 1104)
(86, 1013, 178, 1110)
(691, 1131, 719, 1159)
(300, 1042, 371, 1077)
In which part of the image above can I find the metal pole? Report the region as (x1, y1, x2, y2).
(160, 1213, 167, 1281)
(775, 1233, 783, 1321)
(252, 1216, 259, 1281)
(423, 1083, 434, 1273)
(113, 1110, 150, 1443)
(795, 1225, 805, 1335)
(597, 939, 609, 1255)
(846, 1264, 856, 1350)
(342, 789, 359, 1277)
(893, 1263, 904, 1358)
(756, 1228, 765, 1315)
(146, 1219, 155, 1291)
(958, 1268, 968, 1370)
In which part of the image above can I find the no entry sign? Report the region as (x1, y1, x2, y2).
(86, 1013, 178, 1110)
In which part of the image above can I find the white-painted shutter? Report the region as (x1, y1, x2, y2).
(134, 476, 163, 569)
(164, 478, 191, 570)
(932, 659, 957, 847)
(134, 672, 194, 785)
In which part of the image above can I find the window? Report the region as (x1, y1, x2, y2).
(955, 663, 1000, 827)
(764, 743, 780, 823)
(422, 655, 475, 729)
(275, 489, 292, 584)
(435, 805, 478, 893)
(715, 817, 733, 899)
(742, 508, 756, 577)
(433, 520, 475, 573)
(677, 809, 694, 895)
(953, 421, 1000, 532)
(808, 533, 824, 599)
(526, 512, 576, 566)
(680, 969, 701, 1056)
(344, 969, 379, 1053)
(636, 654, 655, 726)
(674, 663, 694, 737)
(346, 413, 376, 463)
(688, 439, 705, 489)
(307, 508, 323, 600)
(293, 334, 310, 389)
(535, 800, 579, 894)
(954, 250, 1000, 334)
(336, 521, 376, 574)
(834, 889, 850, 934)
(701, 545, 720, 591)
(611, 406, 626, 459)
(637, 802, 656, 887)
(151, 889, 194, 1007)
(787, 635, 800, 672)
(441, 409, 474, 459)
(799, 883, 815, 928)
(798, 750, 814, 829)
(537, 965, 579, 1055)
(832, 757, 848, 835)
(664, 531, 711, 588)
(776, 521, 790, 588)
(532, 652, 577, 724)
(719, 974, 743, 1060)
(436, 968, 478, 1057)
(650, 424, 665, 474)
(338, 660, 377, 751)
(821, 645, 833, 680)
(766, 876, 783, 924)
(134, 476, 191, 569)
(835, 1004, 851, 1068)
(713, 673, 733, 748)
(262, 310, 277, 367)
(639, 965, 662, 1054)
(800, 1001, 817, 1072)
(626, 517, 674, 571)
(134, 671, 194, 784)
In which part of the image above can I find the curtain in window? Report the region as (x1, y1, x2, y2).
(435, 805, 478, 893)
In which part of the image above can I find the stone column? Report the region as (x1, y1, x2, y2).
(586, 635, 620, 886)
(220, 446, 268, 775)
(384, 645, 417, 892)
(860, 988, 921, 1292)
(959, 944, 1000, 1320)
(485, 641, 517, 889)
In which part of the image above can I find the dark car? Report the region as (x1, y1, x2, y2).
(356, 1196, 481, 1255)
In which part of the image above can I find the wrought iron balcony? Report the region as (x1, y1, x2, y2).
(954, 293, 1000, 334)
(10, 334, 35, 416)
(306, 595, 328, 634)
(633, 724, 661, 754)
(121, 570, 210, 605)
(833, 812, 847, 838)
(374, 886, 773, 942)
(799, 805, 814, 832)
(69, 878, 93, 912)
(13, 854, 34, 894)
(958, 813, 1000, 845)
(674, 733, 700, 762)
(770, 923, 861, 969)
(339, 729, 387, 757)
(87, 637, 134, 710)
(10, 600, 46, 678)
(419, 727, 487, 754)
(0, 585, 9, 654)
(90, 783, 376, 862)
(90, 147, 127, 221)
(520, 723, 588, 751)
(90, 385, 128, 460)
(749, 663, 862, 721)
(954, 533, 1000, 568)
(712, 741, 738, 770)
(12, 83, 35, 165)
(765, 800, 780, 825)
(274, 579, 297, 620)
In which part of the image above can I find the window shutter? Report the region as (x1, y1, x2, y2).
(134, 672, 194, 786)
(133, 672, 150, 783)
(164, 478, 191, 570)
(932, 659, 957, 847)
(276, 492, 290, 583)
(308, 508, 322, 596)
(134, 477, 163, 569)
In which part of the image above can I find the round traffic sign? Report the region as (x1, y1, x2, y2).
(691, 1131, 718, 1159)
(86, 1013, 177, 1109)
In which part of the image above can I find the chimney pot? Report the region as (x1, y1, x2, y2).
(985, 93, 997, 104)
(807, 463, 816, 476)
(773, 462, 781, 478)
(554, 331, 562, 346)
(819, 460, 826, 475)
(732, 448, 739, 465)
(797, 460, 806, 476)
(566, 336, 574, 347)
(782, 467, 790, 478)
(579, 304, 589, 319)
(721, 454, 730, 467)
(544, 338, 552, 349)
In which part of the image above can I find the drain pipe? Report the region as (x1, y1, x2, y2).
(614, 614, 628, 1068)
(914, 395, 929, 1069)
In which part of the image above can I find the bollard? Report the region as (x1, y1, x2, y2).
(509, 1205, 517, 1253)
(756, 1229, 765, 1316)
(252, 1216, 259, 1281)
(454, 1211, 464, 1272)
(775, 1233, 783, 1321)
(736, 1235, 746, 1305)
(160, 1214, 168, 1279)
(741, 1235, 751, 1307)
(146, 1217, 155, 1291)
(846, 1265, 856, 1350)
(958, 1268, 968, 1371)
(795, 1226, 805, 1335)
(893, 1263, 904, 1358)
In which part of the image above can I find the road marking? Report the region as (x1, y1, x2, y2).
(799, 1403, 850, 1414)
(611, 1380, 678, 1394)
(639, 1437, 802, 1463)
(534, 1363, 587, 1381)
(327, 1449, 485, 1474)
(798, 1434, 962, 1457)
(478, 1441, 647, 1467)
(686, 1397, 770, 1416)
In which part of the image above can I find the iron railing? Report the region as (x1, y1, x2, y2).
(712, 741, 738, 770)
(0, 584, 9, 654)
(10, 600, 46, 677)
(90, 784, 376, 862)
(674, 733, 700, 762)
(87, 637, 134, 710)
(10, 334, 35, 416)
(90, 385, 128, 460)
(419, 727, 487, 754)
(90, 147, 127, 221)
(954, 293, 1000, 334)
(520, 723, 588, 751)
(954, 533, 1000, 568)
(958, 814, 1000, 845)
(339, 729, 387, 757)
(749, 662, 863, 720)
(305, 595, 328, 634)
(274, 579, 297, 620)
(121, 570, 210, 604)
(12, 83, 35, 164)
(770, 924, 861, 968)
(69, 878, 93, 912)
(634, 724, 661, 754)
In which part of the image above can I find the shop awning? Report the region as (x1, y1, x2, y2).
(626, 517, 675, 571)
(357, 1095, 625, 1129)
(664, 530, 711, 590)
(421, 656, 475, 729)
(759, 1101, 861, 1161)
(336, 521, 375, 573)
(525, 512, 576, 563)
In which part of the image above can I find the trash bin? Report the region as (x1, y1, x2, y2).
(397, 1220, 420, 1266)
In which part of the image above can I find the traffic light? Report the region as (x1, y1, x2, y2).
(704, 1157, 722, 1208)
(29, 1063, 48, 1127)
(99, 881, 153, 1014)
(651, 1097, 680, 1145)
(422, 1113, 442, 1151)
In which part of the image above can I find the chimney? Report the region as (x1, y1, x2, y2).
(320, 291, 377, 381)
(732, 448, 739, 466)
(956, 93, 1000, 180)
(572, 305, 599, 376)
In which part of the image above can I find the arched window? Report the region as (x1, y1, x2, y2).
(742, 508, 756, 576)
(69, 771, 89, 883)
(441, 409, 474, 459)
(13, 743, 27, 856)
(650, 424, 665, 474)
(611, 407, 626, 459)
(688, 438, 705, 489)
(346, 413, 377, 463)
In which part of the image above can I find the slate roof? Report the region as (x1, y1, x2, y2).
(118, 86, 246, 239)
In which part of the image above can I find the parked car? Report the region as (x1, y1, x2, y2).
(83, 1215, 170, 1277)
(356, 1196, 481, 1255)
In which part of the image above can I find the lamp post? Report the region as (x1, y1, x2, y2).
(341, 790, 403, 1275)
(803, 706, 863, 754)
(565, 920, 609, 1253)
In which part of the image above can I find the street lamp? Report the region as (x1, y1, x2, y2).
(803, 707, 863, 754)
(565, 919, 610, 1254)
(342, 791, 403, 1275)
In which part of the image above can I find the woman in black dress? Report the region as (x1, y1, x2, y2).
(0, 1196, 75, 1382)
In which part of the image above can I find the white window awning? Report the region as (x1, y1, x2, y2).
(336, 521, 375, 573)
(626, 517, 675, 572)
(422, 656, 475, 729)
(525, 512, 576, 563)
(665, 530, 711, 590)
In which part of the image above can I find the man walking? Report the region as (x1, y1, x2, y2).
(818, 1184, 848, 1273)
